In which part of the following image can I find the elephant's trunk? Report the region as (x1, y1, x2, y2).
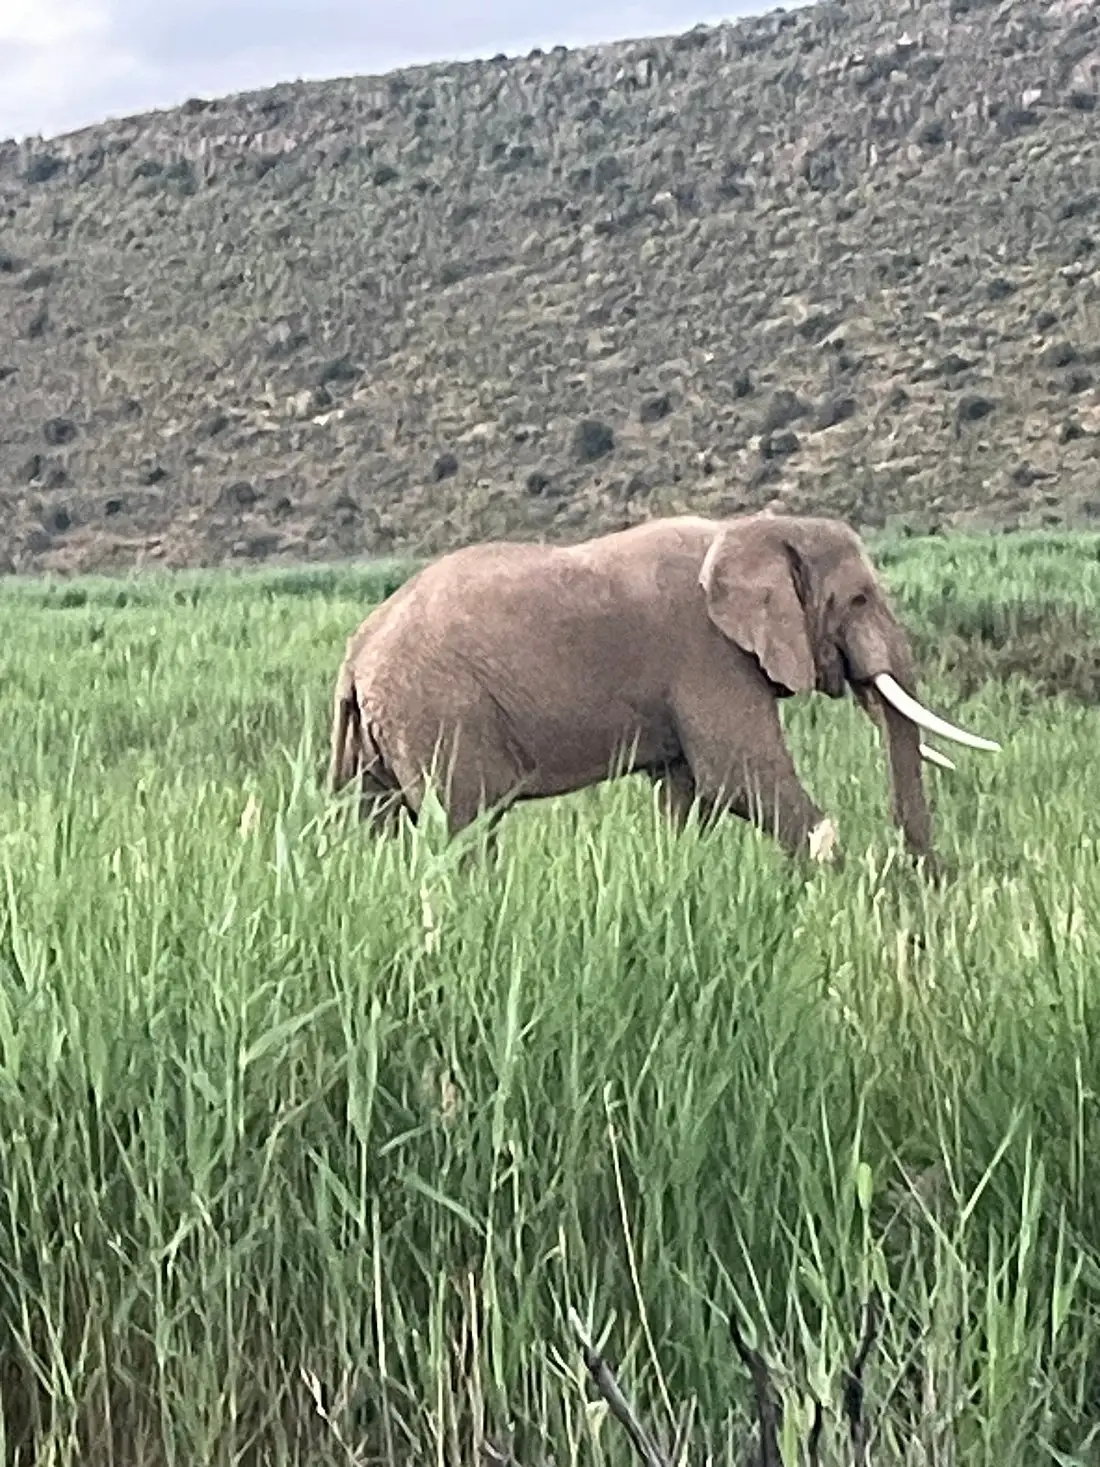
(848, 622, 934, 861)
(844, 608, 1000, 866)
(856, 682, 934, 861)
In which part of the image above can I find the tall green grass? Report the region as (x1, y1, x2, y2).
(0, 533, 1099, 1465)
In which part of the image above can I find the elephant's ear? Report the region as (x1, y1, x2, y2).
(699, 520, 816, 694)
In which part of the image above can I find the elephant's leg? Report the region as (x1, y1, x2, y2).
(464, 803, 511, 872)
(674, 691, 838, 863)
(434, 756, 509, 839)
(651, 762, 712, 831)
(706, 756, 834, 862)
(358, 774, 409, 835)
(403, 719, 525, 847)
(431, 775, 518, 879)
(348, 720, 412, 836)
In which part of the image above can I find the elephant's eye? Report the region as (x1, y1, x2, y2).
(850, 592, 869, 609)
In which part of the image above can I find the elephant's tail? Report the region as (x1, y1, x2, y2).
(329, 670, 363, 794)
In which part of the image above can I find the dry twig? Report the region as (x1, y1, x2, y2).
(806, 1397, 825, 1467)
(573, 1289, 882, 1466)
(727, 1311, 783, 1467)
(569, 1308, 672, 1467)
(842, 1287, 882, 1466)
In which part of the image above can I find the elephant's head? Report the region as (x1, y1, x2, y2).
(698, 513, 1000, 861)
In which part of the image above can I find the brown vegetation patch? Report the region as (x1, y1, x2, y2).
(3, 0, 1100, 574)
(913, 599, 1100, 703)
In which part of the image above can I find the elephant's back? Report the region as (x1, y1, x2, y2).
(342, 517, 719, 690)
(342, 539, 562, 685)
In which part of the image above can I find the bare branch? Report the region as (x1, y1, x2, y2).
(842, 1288, 882, 1466)
(481, 1430, 521, 1466)
(727, 1311, 782, 1467)
(569, 1308, 672, 1467)
(567, 1289, 882, 1467)
(669, 1396, 698, 1466)
(806, 1396, 824, 1467)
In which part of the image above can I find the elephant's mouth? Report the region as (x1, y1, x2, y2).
(816, 645, 847, 698)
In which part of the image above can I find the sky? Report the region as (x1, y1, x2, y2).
(0, 0, 796, 143)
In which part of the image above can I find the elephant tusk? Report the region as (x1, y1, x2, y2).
(872, 673, 1002, 752)
(919, 742, 956, 771)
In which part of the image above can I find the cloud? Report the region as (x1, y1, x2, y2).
(0, 0, 146, 139)
(0, 0, 785, 143)
(4, 0, 108, 47)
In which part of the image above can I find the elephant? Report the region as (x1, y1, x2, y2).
(328, 513, 1000, 868)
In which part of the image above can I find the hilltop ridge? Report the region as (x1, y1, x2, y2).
(1, 0, 1100, 575)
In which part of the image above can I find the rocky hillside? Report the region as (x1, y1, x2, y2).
(1, 0, 1099, 575)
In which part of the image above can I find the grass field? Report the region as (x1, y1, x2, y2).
(1, 531, 1100, 1465)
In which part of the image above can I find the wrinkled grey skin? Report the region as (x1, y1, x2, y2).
(329, 513, 934, 866)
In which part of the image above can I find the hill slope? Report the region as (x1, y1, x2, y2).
(2, 0, 1100, 575)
